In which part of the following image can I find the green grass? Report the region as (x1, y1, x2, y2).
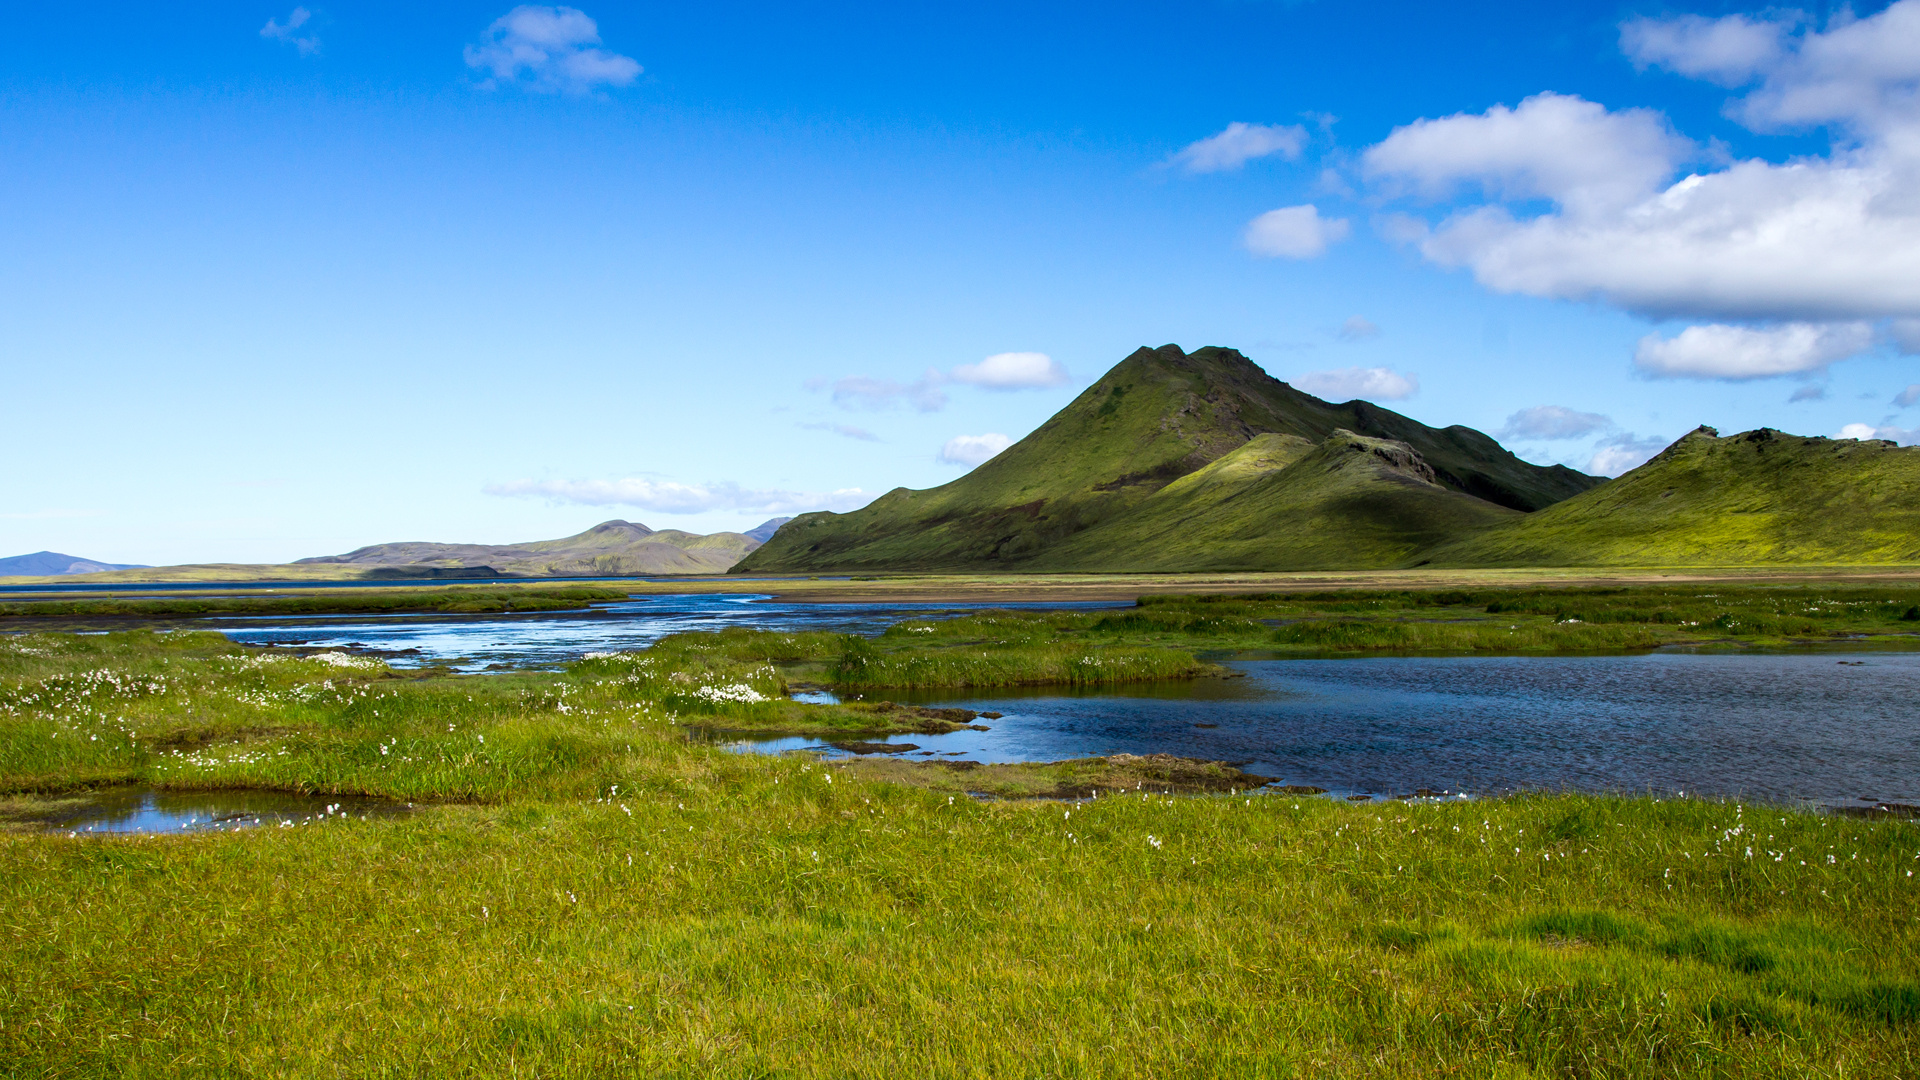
(2, 611, 1919, 1075)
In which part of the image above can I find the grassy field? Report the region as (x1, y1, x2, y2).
(2, 594, 1918, 1076)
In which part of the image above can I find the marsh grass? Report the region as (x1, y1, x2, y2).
(2, 614, 1919, 1075)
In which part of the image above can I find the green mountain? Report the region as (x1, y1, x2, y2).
(298, 520, 761, 577)
(1027, 431, 1521, 571)
(1428, 426, 1920, 567)
(736, 344, 1597, 573)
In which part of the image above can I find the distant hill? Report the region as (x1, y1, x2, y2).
(297, 520, 760, 577)
(0, 551, 147, 576)
(736, 343, 1596, 573)
(1428, 426, 1920, 566)
(743, 517, 792, 544)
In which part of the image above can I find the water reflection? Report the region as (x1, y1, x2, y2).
(216, 593, 1129, 671)
(735, 652, 1920, 807)
(13, 786, 413, 835)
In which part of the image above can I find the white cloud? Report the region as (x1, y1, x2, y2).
(1291, 366, 1418, 401)
(829, 372, 948, 412)
(483, 478, 872, 515)
(1170, 122, 1308, 174)
(1633, 322, 1874, 379)
(1788, 384, 1827, 402)
(1364, 92, 1692, 215)
(1836, 422, 1920, 444)
(797, 422, 879, 442)
(949, 352, 1068, 389)
(937, 433, 1012, 468)
(1498, 405, 1613, 440)
(465, 6, 641, 94)
(1336, 316, 1379, 341)
(1589, 433, 1671, 476)
(1244, 205, 1350, 259)
(261, 7, 318, 55)
(1896, 384, 1920, 407)
(1620, 13, 1795, 86)
(1362, 4, 1920, 380)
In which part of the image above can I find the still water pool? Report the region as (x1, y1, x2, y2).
(733, 652, 1920, 808)
(12, 787, 413, 835)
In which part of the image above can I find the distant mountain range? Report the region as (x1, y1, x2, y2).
(296, 518, 790, 577)
(0, 519, 792, 582)
(0, 551, 148, 577)
(739, 343, 1920, 572)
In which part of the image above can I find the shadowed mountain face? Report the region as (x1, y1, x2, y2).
(298, 520, 761, 576)
(0, 551, 146, 577)
(1428, 426, 1920, 567)
(737, 344, 1598, 573)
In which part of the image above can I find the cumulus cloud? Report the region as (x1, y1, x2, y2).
(949, 352, 1068, 389)
(1170, 122, 1308, 173)
(1498, 405, 1613, 440)
(1633, 322, 1875, 379)
(1589, 433, 1672, 476)
(1619, 13, 1795, 86)
(1896, 384, 1920, 407)
(798, 422, 879, 442)
(1836, 422, 1920, 444)
(938, 433, 1012, 469)
(1244, 204, 1350, 259)
(1364, 92, 1692, 215)
(1291, 366, 1418, 401)
(829, 373, 948, 412)
(1337, 316, 1379, 341)
(261, 7, 319, 54)
(483, 477, 872, 515)
(1363, 3, 1920, 380)
(466, 5, 641, 93)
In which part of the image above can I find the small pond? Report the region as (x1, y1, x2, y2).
(8, 786, 415, 835)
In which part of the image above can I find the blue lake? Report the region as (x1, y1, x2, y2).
(739, 653, 1920, 808)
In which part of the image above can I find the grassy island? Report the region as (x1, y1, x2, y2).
(1, 587, 1917, 1076)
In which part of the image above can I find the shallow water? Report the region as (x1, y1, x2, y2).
(13, 786, 413, 835)
(731, 652, 1920, 807)
(216, 593, 1129, 671)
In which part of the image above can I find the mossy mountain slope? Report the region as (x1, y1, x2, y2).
(738, 344, 1597, 573)
(1028, 431, 1521, 571)
(1429, 426, 1920, 567)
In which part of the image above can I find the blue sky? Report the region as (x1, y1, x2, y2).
(5, 0, 1918, 564)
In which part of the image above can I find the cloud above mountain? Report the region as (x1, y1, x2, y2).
(1499, 405, 1613, 440)
(484, 477, 870, 514)
(1291, 366, 1417, 401)
(814, 352, 1067, 411)
(1363, 2, 1920, 380)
